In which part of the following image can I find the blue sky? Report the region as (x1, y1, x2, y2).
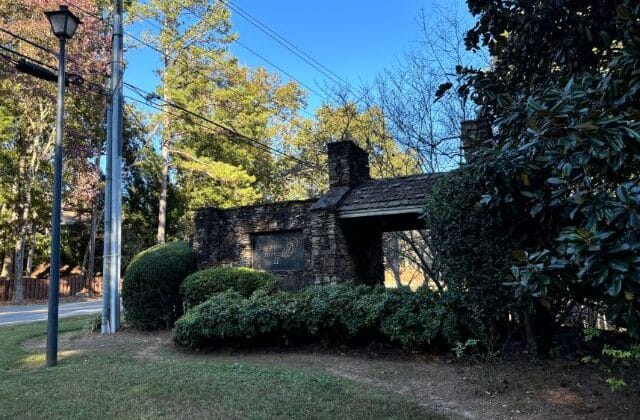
(124, 0, 472, 114)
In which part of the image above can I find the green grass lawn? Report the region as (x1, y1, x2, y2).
(0, 317, 441, 419)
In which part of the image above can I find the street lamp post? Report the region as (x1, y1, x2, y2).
(44, 4, 81, 368)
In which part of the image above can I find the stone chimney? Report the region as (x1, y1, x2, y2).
(461, 119, 492, 161)
(327, 140, 370, 187)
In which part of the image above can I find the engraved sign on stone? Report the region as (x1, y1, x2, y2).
(253, 231, 304, 271)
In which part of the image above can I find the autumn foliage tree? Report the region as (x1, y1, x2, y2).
(0, 0, 109, 300)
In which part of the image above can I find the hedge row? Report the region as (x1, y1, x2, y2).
(174, 283, 483, 351)
(180, 266, 278, 309)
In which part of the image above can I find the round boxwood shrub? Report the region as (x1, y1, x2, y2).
(122, 241, 196, 330)
(180, 266, 278, 309)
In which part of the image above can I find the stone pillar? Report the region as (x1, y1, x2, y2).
(309, 210, 353, 285)
(461, 119, 492, 161)
(327, 140, 370, 187)
(192, 207, 223, 268)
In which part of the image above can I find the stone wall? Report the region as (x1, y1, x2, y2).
(193, 200, 316, 290)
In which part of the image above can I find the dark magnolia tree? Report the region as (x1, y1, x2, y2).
(451, 0, 640, 337)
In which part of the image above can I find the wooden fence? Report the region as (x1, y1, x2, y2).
(0, 276, 102, 302)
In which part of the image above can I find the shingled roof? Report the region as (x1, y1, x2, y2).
(336, 172, 443, 218)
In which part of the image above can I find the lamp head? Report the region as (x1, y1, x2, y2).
(45, 5, 81, 40)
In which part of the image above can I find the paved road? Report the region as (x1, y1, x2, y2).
(0, 300, 103, 326)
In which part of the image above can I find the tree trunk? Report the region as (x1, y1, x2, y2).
(13, 197, 31, 302)
(25, 221, 35, 277)
(85, 206, 102, 281)
(385, 233, 403, 288)
(157, 138, 169, 244)
(85, 155, 102, 280)
(1, 252, 12, 278)
(14, 116, 48, 302)
(523, 309, 538, 356)
(157, 51, 172, 244)
(13, 154, 29, 303)
(0, 203, 9, 278)
(1, 185, 19, 279)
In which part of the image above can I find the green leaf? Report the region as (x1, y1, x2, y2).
(608, 277, 622, 297)
(563, 76, 575, 95)
(547, 177, 564, 185)
(609, 259, 629, 273)
(530, 202, 544, 217)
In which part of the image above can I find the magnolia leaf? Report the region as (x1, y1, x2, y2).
(609, 259, 629, 272)
(530, 202, 544, 217)
(608, 277, 622, 297)
(564, 76, 575, 95)
(547, 177, 564, 185)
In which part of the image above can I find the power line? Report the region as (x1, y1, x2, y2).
(0, 21, 312, 169)
(218, 1, 384, 119)
(0, 26, 109, 98)
(0, 49, 22, 68)
(0, 21, 109, 72)
(221, 0, 351, 92)
(182, 5, 332, 103)
(61, 0, 321, 117)
(63, 0, 104, 20)
(232, 37, 329, 101)
(123, 82, 320, 169)
(0, 44, 106, 93)
(122, 29, 316, 119)
(0, 24, 110, 82)
(224, 1, 391, 115)
(0, 50, 109, 101)
(125, 93, 275, 159)
(125, 90, 318, 171)
(125, 81, 319, 169)
(0, 27, 58, 56)
(0, 44, 57, 71)
(0, 4, 318, 167)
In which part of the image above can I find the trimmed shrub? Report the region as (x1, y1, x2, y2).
(180, 266, 278, 308)
(173, 283, 474, 351)
(122, 241, 196, 330)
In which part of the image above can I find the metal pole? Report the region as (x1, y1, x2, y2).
(46, 36, 66, 367)
(108, 0, 124, 332)
(101, 99, 112, 334)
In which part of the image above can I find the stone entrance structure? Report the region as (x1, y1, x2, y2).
(193, 139, 441, 290)
(194, 119, 490, 289)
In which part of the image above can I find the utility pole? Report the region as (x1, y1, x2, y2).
(101, 96, 112, 333)
(102, 0, 124, 333)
